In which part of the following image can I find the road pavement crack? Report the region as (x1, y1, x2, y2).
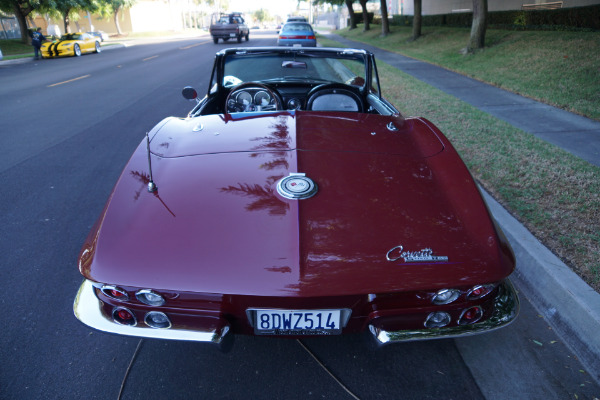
(118, 338, 145, 400)
(296, 339, 360, 400)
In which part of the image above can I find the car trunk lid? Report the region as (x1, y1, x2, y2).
(83, 112, 512, 297)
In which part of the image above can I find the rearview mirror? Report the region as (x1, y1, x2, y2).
(282, 61, 307, 69)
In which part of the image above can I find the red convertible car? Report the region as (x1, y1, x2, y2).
(74, 47, 518, 349)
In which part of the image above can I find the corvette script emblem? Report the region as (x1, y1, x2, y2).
(386, 246, 449, 263)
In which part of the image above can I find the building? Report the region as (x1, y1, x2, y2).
(398, 0, 600, 15)
(3, 0, 212, 38)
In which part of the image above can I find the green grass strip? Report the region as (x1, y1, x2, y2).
(336, 25, 600, 121)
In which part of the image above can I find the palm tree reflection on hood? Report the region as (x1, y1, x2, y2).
(220, 115, 292, 216)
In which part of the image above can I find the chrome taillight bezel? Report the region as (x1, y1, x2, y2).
(424, 311, 451, 328)
(101, 285, 129, 301)
(112, 307, 137, 326)
(144, 311, 172, 329)
(431, 288, 461, 305)
(136, 289, 166, 306)
(466, 284, 496, 300)
(458, 306, 484, 325)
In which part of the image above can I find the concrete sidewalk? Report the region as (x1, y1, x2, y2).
(327, 33, 600, 383)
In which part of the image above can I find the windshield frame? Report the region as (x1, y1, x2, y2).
(209, 47, 377, 98)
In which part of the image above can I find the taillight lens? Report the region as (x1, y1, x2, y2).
(458, 306, 483, 325)
(432, 289, 461, 305)
(101, 285, 129, 301)
(424, 311, 451, 328)
(145, 311, 171, 329)
(112, 307, 137, 326)
(136, 289, 166, 306)
(466, 284, 495, 300)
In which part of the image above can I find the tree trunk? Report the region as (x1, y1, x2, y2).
(12, 3, 32, 44)
(467, 0, 487, 51)
(63, 10, 72, 34)
(358, 0, 369, 31)
(412, 0, 421, 40)
(114, 6, 123, 35)
(380, 0, 389, 36)
(345, 0, 357, 30)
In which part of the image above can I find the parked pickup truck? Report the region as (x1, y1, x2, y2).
(210, 13, 249, 44)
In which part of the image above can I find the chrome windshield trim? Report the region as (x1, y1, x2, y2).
(369, 279, 519, 344)
(73, 279, 230, 345)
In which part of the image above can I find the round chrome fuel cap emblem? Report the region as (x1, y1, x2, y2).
(277, 173, 318, 200)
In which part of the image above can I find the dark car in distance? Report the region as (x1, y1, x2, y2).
(210, 12, 249, 44)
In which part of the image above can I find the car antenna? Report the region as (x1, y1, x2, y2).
(146, 132, 157, 192)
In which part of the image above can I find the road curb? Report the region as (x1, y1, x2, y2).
(0, 32, 211, 66)
(481, 187, 600, 383)
(0, 42, 126, 66)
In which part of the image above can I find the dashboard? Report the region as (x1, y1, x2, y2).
(225, 83, 326, 114)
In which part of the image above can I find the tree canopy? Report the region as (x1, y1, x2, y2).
(97, 0, 136, 35)
(252, 8, 270, 25)
(0, 0, 131, 42)
(0, 0, 54, 42)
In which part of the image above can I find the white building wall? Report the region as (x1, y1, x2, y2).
(129, 0, 184, 32)
(400, 0, 600, 15)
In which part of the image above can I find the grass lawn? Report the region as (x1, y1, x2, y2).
(0, 39, 34, 59)
(319, 33, 600, 291)
(336, 25, 600, 121)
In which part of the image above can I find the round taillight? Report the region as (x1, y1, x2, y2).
(136, 289, 165, 306)
(432, 289, 461, 305)
(112, 307, 137, 326)
(458, 306, 483, 325)
(101, 285, 129, 301)
(144, 311, 172, 329)
(466, 284, 495, 300)
(424, 311, 451, 328)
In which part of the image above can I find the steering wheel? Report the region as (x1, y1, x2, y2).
(305, 83, 364, 113)
(225, 82, 282, 113)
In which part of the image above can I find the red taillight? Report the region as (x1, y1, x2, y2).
(458, 306, 483, 325)
(466, 284, 495, 300)
(308, 35, 316, 39)
(279, 35, 288, 39)
(101, 285, 129, 301)
(112, 307, 137, 326)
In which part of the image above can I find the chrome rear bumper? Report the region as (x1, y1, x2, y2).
(369, 279, 519, 344)
(75, 278, 518, 347)
(73, 279, 232, 347)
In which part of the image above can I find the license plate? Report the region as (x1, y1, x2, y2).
(230, 33, 236, 37)
(252, 309, 343, 335)
(293, 43, 302, 47)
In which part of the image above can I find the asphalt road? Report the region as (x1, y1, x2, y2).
(1, 30, 599, 399)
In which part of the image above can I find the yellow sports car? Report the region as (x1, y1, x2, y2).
(41, 32, 101, 58)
